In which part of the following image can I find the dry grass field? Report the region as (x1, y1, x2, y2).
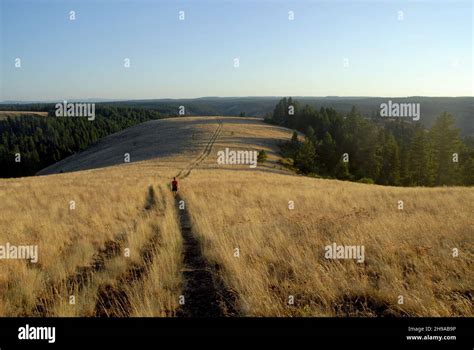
(0, 111, 48, 120)
(0, 166, 182, 316)
(182, 170, 473, 316)
(0, 117, 472, 317)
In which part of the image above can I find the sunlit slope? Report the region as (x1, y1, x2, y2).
(1, 116, 472, 317)
(38, 116, 295, 175)
(0, 116, 296, 316)
(181, 170, 474, 316)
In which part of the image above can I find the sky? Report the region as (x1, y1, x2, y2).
(0, 0, 472, 101)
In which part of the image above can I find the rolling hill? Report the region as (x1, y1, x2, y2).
(37, 116, 294, 175)
(0, 116, 472, 317)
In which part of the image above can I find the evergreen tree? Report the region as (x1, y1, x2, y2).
(378, 133, 400, 185)
(269, 98, 472, 187)
(0, 107, 163, 178)
(294, 139, 317, 174)
(407, 129, 434, 186)
(272, 98, 288, 126)
(430, 112, 463, 185)
(461, 153, 474, 185)
(291, 131, 299, 144)
(257, 150, 268, 163)
(334, 158, 350, 180)
(319, 132, 337, 174)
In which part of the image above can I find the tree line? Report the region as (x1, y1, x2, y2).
(268, 97, 473, 186)
(0, 106, 163, 177)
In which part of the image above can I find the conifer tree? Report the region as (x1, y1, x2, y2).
(430, 112, 463, 185)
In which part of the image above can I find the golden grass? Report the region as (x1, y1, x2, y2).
(0, 116, 472, 317)
(38, 117, 295, 175)
(181, 169, 474, 317)
(127, 188, 183, 317)
(0, 165, 182, 316)
(0, 111, 48, 119)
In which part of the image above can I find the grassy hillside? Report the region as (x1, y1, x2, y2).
(38, 117, 294, 175)
(0, 166, 182, 316)
(0, 111, 48, 120)
(0, 117, 472, 317)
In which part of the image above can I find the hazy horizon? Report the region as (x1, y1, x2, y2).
(2, 94, 474, 104)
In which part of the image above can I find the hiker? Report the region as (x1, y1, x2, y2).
(171, 177, 178, 196)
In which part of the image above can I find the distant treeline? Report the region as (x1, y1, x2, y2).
(0, 106, 162, 178)
(97, 97, 474, 136)
(268, 98, 474, 186)
(3, 96, 473, 135)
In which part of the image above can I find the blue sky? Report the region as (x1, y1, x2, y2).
(0, 0, 472, 101)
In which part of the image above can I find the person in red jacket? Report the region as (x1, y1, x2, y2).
(171, 177, 178, 196)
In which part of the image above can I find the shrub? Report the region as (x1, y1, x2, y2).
(257, 150, 268, 163)
(357, 177, 374, 184)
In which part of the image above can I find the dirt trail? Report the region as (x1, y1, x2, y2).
(175, 194, 237, 317)
(176, 121, 223, 179)
(174, 121, 237, 316)
(36, 121, 232, 317)
(94, 122, 229, 317)
(175, 196, 223, 316)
